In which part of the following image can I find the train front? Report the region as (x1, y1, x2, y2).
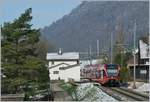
(105, 64, 120, 86)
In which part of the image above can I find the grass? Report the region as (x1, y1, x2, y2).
(60, 82, 78, 100)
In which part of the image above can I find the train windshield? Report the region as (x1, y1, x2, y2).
(107, 64, 118, 77)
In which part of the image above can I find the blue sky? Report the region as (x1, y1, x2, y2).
(1, 0, 82, 28)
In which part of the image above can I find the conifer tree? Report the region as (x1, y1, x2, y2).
(2, 8, 49, 94)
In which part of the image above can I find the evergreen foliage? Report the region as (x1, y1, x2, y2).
(119, 67, 130, 82)
(1, 8, 49, 96)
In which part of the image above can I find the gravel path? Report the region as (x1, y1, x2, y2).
(51, 82, 73, 101)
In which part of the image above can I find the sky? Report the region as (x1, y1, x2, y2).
(1, 0, 82, 29)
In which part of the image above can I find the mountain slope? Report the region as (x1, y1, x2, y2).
(41, 1, 149, 53)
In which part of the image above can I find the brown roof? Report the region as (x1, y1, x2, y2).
(49, 63, 70, 69)
(59, 64, 80, 70)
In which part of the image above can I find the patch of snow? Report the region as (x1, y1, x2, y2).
(75, 83, 117, 101)
(127, 82, 145, 89)
(134, 83, 150, 92)
(127, 82, 149, 94)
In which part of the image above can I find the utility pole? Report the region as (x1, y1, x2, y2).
(110, 33, 113, 64)
(0, 25, 1, 83)
(89, 45, 92, 65)
(0, 25, 1, 36)
(97, 40, 99, 58)
(133, 21, 137, 89)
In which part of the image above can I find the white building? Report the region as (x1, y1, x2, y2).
(46, 50, 80, 82)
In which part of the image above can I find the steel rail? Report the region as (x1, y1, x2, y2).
(119, 87, 149, 99)
(110, 87, 149, 101)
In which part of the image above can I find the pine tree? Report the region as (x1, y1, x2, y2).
(2, 8, 49, 94)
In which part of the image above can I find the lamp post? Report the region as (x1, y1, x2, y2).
(97, 40, 99, 58)
(102, 48, 108, 63)
(133, 21, 137, 89)
(89, 45, 92, 65)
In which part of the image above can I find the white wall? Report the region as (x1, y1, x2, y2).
(49, 60, 79, 80)
(49, 63, 68, 80)
(60, 65, 80, 82)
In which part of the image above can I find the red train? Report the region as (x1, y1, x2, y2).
(81, 64, 120, 86)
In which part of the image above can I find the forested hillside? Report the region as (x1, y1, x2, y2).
(41, 1, 149, 52)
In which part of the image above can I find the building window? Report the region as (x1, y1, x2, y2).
(52, 61, 54, 65)
(53, 71, 59, 74)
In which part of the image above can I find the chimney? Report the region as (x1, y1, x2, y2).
(58, 48, 62, 55)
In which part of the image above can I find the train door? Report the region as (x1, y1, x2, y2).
(100, 70, 104, 79)
(95, 70, 99, 78)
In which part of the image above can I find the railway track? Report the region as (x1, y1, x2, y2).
(97, 85, 149, 101)
(71, 80, 149, 101)
(72, 81, 124, 101)
(96, 85, 123, 101)
(110, 87, 149, 101)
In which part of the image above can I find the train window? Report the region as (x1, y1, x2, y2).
(107, 69, 118, 76)
(53, 71, 59, 74)
(107, 64, 118, 77)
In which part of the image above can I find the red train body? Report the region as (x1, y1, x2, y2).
(81, 64, 120, 85)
